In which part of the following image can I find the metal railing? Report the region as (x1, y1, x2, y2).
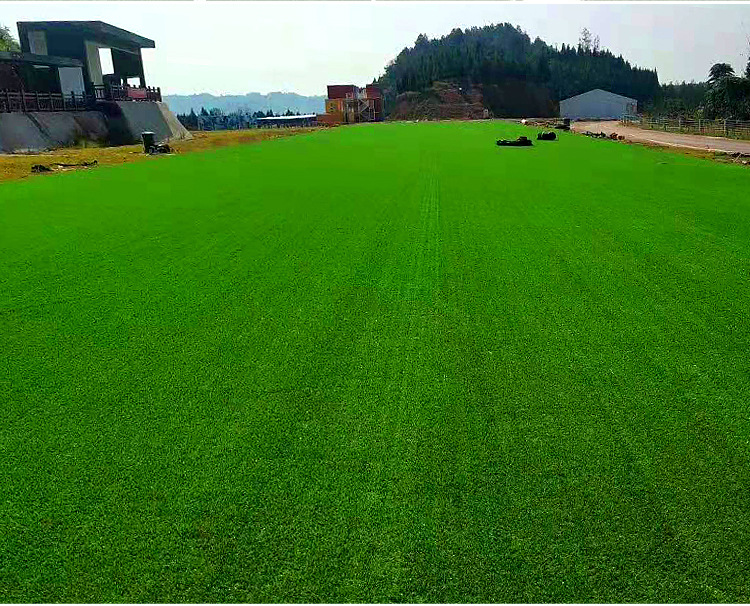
(0, 84, 162, 113)
(94, 84, 161, 102)
(0, 90, 93, 113)
(622, 115, 750, 141)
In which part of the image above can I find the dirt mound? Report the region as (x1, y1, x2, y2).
(389, 79, 557, 121)
(389, 82, 490, 121)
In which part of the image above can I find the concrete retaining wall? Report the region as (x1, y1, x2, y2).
(110, 101, 192, 145)
(30, 112, 109, 147)
(0, 113, 52, 153)
(0, 101, 191, 153)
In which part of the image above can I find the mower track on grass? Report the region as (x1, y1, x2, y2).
(405, 153, 442, 304)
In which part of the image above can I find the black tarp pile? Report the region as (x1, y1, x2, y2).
(497, 136, 532, 147)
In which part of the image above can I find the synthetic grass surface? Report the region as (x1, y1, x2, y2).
(1, 121, 749, 602)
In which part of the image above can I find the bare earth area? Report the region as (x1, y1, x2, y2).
(0, 128, 317, 183)
(573, 120, 750, 155)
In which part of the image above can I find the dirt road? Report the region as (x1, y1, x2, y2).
(573, 120, 750, 155)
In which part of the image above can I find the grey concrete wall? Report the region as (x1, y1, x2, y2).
(0, 113, 52, 153)
(29, 111, 109, 147)
(155, 102, 193, 142)
(0, 101, 190, 153)
(0, 111, 109, 153)
(112, 101, 192, 144)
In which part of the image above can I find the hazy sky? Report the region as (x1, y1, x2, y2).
(2, 2, 750, 96)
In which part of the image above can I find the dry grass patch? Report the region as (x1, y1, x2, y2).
(0, 128, 318, 183)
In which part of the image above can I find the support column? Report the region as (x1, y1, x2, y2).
(138, 48, 146, 88)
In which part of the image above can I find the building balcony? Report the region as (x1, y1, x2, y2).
(93, 84, 162, 103)
(0, 84, 162, 113)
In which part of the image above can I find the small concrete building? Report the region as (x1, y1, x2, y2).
(559, 89, 637, 120)
(0, 20, 191, 153)
(16, 21, 155, 97)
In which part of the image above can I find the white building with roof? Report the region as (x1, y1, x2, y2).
(559, 89, 637, 120)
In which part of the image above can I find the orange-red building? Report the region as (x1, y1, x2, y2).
(319, 84, 383, 125)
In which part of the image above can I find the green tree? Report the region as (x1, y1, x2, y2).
(374, 21, 660, 114)
(578, 28, 593, 53)
(0, 24, 20, 51)
(708, 63, 735, 84)
(650, 81, 709, 118)
(703, 64, 750, 120)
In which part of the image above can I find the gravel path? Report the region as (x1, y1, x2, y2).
(572, 120, 750, 154)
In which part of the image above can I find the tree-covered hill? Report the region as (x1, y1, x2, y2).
(374, 24, 661, 116)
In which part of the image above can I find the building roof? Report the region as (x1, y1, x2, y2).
(0, 50, 83, 68)
(561, 88, 637, 104)
(256, 114, 317, 121)
(17, 21, 155, 49)
(327, 85, 358, 99)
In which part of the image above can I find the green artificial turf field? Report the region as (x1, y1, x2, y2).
(1, 121, 749, 603)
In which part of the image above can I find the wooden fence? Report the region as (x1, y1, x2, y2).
(0, 90, 93, 113)
(94, 85, 161, 102)
(1, 85, 162, 113)
(622, 115, 750, 141)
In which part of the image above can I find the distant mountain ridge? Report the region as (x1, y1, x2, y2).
(163, 92, 326, 115)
